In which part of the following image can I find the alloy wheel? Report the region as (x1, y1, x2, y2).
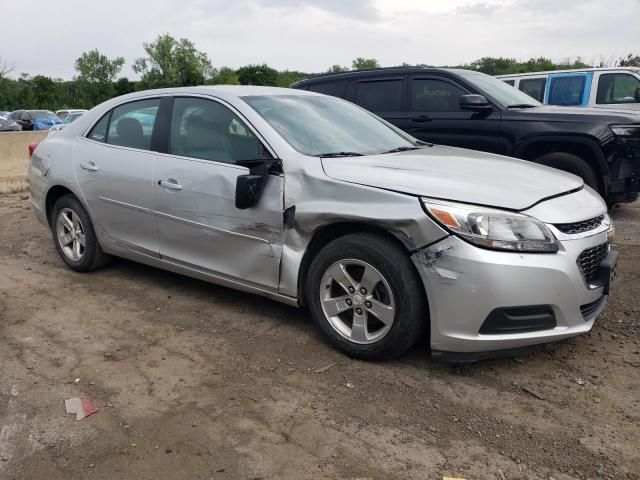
(319, 258, 396, 344)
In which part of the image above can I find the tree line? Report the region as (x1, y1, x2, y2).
(1, 33, 638, 111)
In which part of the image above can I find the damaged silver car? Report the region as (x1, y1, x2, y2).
(28, 86, 618, 361)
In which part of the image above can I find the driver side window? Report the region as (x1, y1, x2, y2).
(411, 79, 465, 112)
(169, 97, 269, 164)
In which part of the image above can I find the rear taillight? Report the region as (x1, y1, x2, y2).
(28, 142, 40, 158)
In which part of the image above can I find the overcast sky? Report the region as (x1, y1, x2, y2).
(3, 0, 639, 80)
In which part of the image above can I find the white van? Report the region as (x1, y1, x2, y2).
(497, 67, 640, 110)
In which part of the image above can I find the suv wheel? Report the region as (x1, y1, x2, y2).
(534, 152, 600, 192)
(51, 195, 110, 272)
(305, 233, 427, 361)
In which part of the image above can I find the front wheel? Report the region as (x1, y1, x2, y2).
(50, 195, 110, 272)
(305, 233, 427, 361)
(534, 152, 600, 193)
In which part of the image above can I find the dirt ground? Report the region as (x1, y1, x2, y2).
(0, 192, 638, 480)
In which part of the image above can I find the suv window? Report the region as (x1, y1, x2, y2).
(411, 79, 465, 112)
(354, 79, 403, 112)
(548, 76, 586, 106)
(307, 81, 347, 98)
(105, 99, 160, 150)
(596, 73, 640, 104)
(169, 97, 267, 164)
(518, 78, 546, 102)
(502, 79, 515, 86)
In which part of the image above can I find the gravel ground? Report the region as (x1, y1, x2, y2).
(0, 192, 638, 480)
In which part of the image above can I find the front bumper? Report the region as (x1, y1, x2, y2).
(605, 137, 640, 203)
(411, 229, 611, 354)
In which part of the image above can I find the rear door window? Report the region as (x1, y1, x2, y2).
(518, 78, 547, 102)
(307, 81, 347, 98)
(502, 79, 515, 86)
(106, 99, 161, 150)
(547, 76, 586, 106)
(354, 78, 404, 112)
(411, 78, 466, 112)
(596, 73, 640, 104)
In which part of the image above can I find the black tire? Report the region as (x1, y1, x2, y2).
(305, 233, 427, 361)
(534, 152, 600, 192)
(50, 194, 110, 272)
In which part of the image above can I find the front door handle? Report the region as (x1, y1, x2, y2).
(80, 161, 98, 172)
(411, 115, 431, 123)
(158, 179, 183, 190)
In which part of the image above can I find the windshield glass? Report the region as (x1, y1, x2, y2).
(458, 70, 543, 107)
(243, 94, 418, 156)
(30, 110, 59, 121)
(63, 113, 83, 124)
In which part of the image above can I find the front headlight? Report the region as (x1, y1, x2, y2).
(610, 124, 640, 136)
(422, 199, 559, 253)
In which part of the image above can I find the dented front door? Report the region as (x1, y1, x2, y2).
(153, 154, 284, 290)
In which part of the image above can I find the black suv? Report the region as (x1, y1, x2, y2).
(292, 68, 640, 205)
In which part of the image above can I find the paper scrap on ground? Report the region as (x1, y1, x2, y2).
(65, 397, 98, 420)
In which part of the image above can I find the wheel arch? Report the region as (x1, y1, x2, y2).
(296, 221, 426, 309)
(45, 184, 82, 226)
(515, 136, 609, 191)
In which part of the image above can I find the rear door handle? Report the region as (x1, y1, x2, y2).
(80, 161, 98, 171)
(158, 179, 182, 190)
(411, 115, 431, 123)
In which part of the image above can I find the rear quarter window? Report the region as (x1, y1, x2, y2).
(354, 79, 403, 112)
(306, 81, 347, 98)
(518, 78, 547, 102)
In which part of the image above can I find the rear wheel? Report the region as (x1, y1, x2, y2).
(50, 195, 110, 272)
(534, 152, 600, 193)
(305, 233, 427, 361)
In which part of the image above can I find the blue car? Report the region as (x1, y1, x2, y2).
(8, 110, 62, 131)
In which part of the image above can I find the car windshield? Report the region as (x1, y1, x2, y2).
(30, 110, 59, 121)
(63, 113, 83, 124)
(458, 70, 543, 108)
(243, 94, 418, 157)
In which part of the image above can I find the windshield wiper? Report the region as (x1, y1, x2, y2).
(507, 104, 537, 109)
(382, 146, 422, 154)
(313, 151, 364, 158)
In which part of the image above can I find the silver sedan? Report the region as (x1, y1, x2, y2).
(28, 86, 617, 361)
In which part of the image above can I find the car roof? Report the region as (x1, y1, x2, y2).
(291, 67, 467, 87)
(113, 85, 319, 102)
(496, 67, 640, 78)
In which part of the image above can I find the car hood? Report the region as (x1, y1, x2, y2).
(321, 145, 583, 211)
(503, 104, 640, 123)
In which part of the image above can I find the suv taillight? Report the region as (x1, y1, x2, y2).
(28, 142, 40, 158)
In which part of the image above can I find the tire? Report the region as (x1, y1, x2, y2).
(305, 232, 427, 361)
(50, 194, 110, 272)
(534, 152, 600, 192)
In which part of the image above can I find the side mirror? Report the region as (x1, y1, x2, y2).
(235, 158, 281, 210)
(635, 87, 640, 102)
(235, 174, 266, 210)
(459, 94, 491, 111)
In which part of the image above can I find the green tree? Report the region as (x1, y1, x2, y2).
(75, 49, 125, 84)
(275, 70, 308, 87)
(208, 67, 240, 85)
(327, 64, 348, 73)
(30, 75, 64, 110)
(236, 64, 278, 86)
(114, 77, 136, 97)
(352, 58, 380, 70)
(133, 34, 214, 88)
(74, 49, 125, 107)
(619, 53, 640, 67)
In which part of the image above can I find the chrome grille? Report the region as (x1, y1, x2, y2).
(555, 215, 604, 235)
(577, 243, 608, 284)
